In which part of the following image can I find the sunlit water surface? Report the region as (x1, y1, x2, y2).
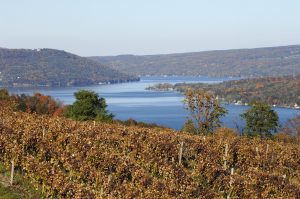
(8, 76, 299, 130)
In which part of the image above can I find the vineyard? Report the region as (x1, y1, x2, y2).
(0, 102, 299, 198)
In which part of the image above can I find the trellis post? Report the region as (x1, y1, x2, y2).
(178, 141, 184, 165)
(10, 160, 14, 185)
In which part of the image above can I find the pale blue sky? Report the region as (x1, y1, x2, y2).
(1, 0, 300, 56)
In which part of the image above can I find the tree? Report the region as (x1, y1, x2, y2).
(0, 89, 10, 100)
(284, 115, 300, 141)
(241, 102, 279, 137)
(183, 89, 227, 135)
(12, 93, 63, 116)
(64, 90, 113, 122)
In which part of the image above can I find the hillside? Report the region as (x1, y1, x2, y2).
(148, 75, 300, 108)
(0, 48, 139, 87)
(90, 45, 300, 77)
(0, 102, 299, 198)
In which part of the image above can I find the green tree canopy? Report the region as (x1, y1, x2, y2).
(64, 90, 113, 122)
(241, 102, 279, 138)
(183, 89, 227, 135)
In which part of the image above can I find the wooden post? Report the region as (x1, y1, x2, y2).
(265, 144, 269, 158)
(178, 141, 184, 165)
(42, 127, 46, 138)
(227, 168, 235, 199)
(100, 187, 104, 199)
(94, 121, 96, 127)
(255, 147, 259, 156)
(10, 160, 14, 185)
(223, 143, 228, 169)
(229, 167, 234, 186)
(108, 174, 112, 185)
(271, 153, 274, 163)
(42, 183, 45, 194)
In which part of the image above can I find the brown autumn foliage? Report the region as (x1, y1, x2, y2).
(274, 132, 294, 143)
(0, 89, 65, 117)
(285, 115, 300, 137)
(214, 127, 238, 142)
(0, 101, 299, 198)
(277, 115, 300, 144)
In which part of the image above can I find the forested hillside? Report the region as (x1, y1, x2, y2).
(0, 48, 139, 87)
(148, 75, 300, 108)
(90, 45, 300, 77)
(0, 101, 299, 198)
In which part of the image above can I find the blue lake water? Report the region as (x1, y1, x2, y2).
(7, 76, 300, 131)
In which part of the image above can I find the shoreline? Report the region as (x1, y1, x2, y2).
(0, 78, 141, 89)
(146, 86, 300, 110)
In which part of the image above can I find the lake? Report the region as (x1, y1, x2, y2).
(8, 76, 300, 131)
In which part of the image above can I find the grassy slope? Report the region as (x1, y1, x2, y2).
(0, 184, 22, 199)
(0, 165, 42, 199)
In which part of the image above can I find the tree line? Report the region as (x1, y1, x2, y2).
(174, 75, 300, 108)
(0, 89, 163, 129)
(1, 88, 299, 140)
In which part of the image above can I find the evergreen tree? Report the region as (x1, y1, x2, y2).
(64, 90, 113, 122)
(241, 102, 279, 137)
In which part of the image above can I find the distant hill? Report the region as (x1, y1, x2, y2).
(90, 45, 300, 77)
(0, 48, 139, 87)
